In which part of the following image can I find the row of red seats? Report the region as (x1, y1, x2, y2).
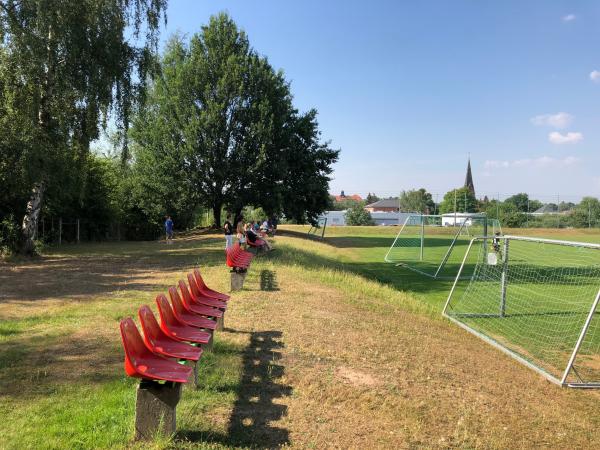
(119, 269, 230, 383)
(226, 242, 254, 271)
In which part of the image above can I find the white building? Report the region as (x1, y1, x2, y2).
(321, 210, 413, 226)
(441, 212, 485, 227)
(371, 212, 414, 226)
(322, 210, 347, 226)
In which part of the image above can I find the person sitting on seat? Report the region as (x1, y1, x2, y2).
(236, 220, 246, 248)
(260, 219, 270, 233)
(245, 223, 272, 251)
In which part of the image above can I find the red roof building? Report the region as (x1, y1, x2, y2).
(333, 191, 362, 202)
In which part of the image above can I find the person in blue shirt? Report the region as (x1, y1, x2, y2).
(165, 215, 174, 244)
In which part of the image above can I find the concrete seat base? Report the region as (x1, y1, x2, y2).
(135, 380, 182, 440)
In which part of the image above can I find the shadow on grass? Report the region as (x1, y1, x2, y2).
(0, 330, 124, 399)
(0, 235, 227, 303)
(180, 330, 291, 448)
(279, 231, 599, 294)
(259, 270, 279, 291)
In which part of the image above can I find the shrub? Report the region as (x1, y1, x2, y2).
(345, 206, 374, 226)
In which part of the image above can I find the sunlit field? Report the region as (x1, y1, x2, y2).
(1, 226, 600, 448)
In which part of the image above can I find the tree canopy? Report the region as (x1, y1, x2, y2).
(439, 187, 478, 214)
(0, 0, 167, 253)
(399, 189, 434, 213)
(131, 13, 338, 227)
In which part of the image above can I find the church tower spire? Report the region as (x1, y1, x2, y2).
(464, 157, 475, 197)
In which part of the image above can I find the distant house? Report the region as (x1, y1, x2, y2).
(365, 198, 399, 212)
(333, 190, 362, 202)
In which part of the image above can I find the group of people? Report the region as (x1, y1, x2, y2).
(224, 216, 277, 252)
(163, 214, 277, 253)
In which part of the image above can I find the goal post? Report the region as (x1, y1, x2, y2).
(443, 235, 600, 388)
(385, 214, 496, 279)
(307, 217, 327, 239)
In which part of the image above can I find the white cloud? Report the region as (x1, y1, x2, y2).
(590, 70, 600, 83)
(530, 112, 573, 129)
(562, 14, 576, 22)
(548, 131, 583, 144)
(484, 156, 581, 170)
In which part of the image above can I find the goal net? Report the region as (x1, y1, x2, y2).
(444, 235, 600, 388)
(384, 214, 500, 279)
(307, 217, 327, 239)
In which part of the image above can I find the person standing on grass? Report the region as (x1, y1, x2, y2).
(165, 215, 174, 244)
(236, 219, 246, 248)
(271, 215, 278, 236)
(224, 215, 234, 249)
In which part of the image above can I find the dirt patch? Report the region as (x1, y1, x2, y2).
(335, 366, 381, 387)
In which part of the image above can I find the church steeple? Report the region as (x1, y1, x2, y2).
(464, 157, 475, 196)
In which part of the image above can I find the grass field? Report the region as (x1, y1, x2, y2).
(1, 225, 600, 448)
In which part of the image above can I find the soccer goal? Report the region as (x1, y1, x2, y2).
(384, 214, 501, 279)
(443, 235, 600, 388)
(307, 217, 327, 239)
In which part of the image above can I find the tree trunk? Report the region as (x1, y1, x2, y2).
(233, 207, 243, 228)
(212, 204, 222, 228)
(21, 181, 45, 255)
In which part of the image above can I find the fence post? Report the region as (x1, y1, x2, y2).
(76, 219, 80, 243)
(58, 218, 62, 246)
(499, 238, 510, 317)
(420, 215, 425, 261)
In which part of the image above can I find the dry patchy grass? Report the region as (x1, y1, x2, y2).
(1, 228, 600, 448)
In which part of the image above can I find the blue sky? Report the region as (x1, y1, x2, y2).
(161, 0, 600, 202)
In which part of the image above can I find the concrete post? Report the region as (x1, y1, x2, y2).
(134, 380, 182, 441)
(201, 331, 214, 353)
(193, 360, 201, 388)
(216, 314, 225, 331)
(231, 271, 247, 291)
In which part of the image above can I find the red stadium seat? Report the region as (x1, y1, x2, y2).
(138, 305, 202, 361)
(119, 317, 192, 383)
(170, 289, 217, 330)
(172, 284, 223, 319)
(194, 268, 231, 301)
(225, 244, 253, 270)
(155, 294, 211, 345)
(187, 274, 228, 309)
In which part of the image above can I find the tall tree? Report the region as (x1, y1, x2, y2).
(366, 193, 380, 204)
(0, 0, 167, 253)
(132, 14, 338, 226)
(399, 188, 434, 213)
(439, 187, 478, 214)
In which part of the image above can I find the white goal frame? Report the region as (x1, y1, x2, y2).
(443, 235, 600, 388)
(384, 214, 498, 280)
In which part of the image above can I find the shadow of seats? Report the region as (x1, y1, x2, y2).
(259, 270, 279, 291)
(179, 330, 292, 449)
